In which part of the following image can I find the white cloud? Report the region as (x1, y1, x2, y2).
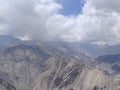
(0, 0, 120, 45)
(80, 0, 120, 45)
(34, 0, 62, 17)
(90, 0, 120, 13)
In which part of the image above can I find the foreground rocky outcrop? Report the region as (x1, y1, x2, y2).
(0, 44, 119, 90)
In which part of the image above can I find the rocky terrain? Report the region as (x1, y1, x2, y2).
(0, 44, 118, 90)
(0, 36, 119, 90)
(95, 53, 120, 75)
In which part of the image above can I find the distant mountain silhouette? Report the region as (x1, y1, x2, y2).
(0, 35, 22, 48)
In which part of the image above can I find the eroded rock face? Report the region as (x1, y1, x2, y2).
(0, 80, 16, 90)
(0, 72, 16, 90)
(0, 44, 119, 90)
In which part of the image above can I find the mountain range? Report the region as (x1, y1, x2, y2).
(0, 35, 120, 90)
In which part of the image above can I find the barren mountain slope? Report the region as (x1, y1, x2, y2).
(0, 45, 119, 90)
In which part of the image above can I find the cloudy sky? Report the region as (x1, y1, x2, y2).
(0, 0, 120, 45)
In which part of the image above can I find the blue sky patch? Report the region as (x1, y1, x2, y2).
(56, 0, 85, 16)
